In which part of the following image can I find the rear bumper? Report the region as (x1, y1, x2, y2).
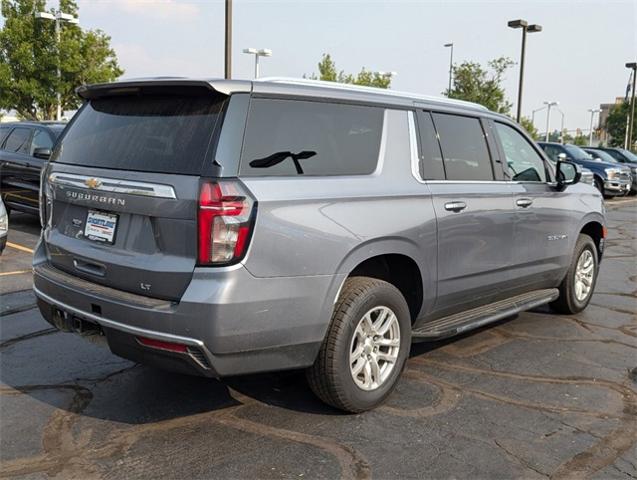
(33, 243, 344, 377)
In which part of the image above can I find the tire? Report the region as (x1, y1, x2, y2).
(550, 234, 599, 314)
(306, 277, 411, 413)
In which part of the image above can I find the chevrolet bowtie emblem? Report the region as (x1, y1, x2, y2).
(84, 178, 102, 189)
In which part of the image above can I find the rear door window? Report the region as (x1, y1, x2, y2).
(0, 126, 11, 146)
(239, 98, 383, 176)
(432, 113, 493, 181)
(54, 95, 224, 174)
(3, 127, 32, 154)
(416, 111, 445, 180)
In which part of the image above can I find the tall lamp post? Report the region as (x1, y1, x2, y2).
(508, 19, 542, 122)
(35, 10, 79, 121)
(626, 62, 637, 150)
(242, 48, 272, 79)
(225, 0, 232, 79)
(531, 105, 546, 125)
(556, 107, 565, 144)
(588, 108, 602, 146)
(443, 43, 453, 95)
(543, 101, 558, 142)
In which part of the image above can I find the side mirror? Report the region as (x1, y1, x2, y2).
(556, 160, 581, 188)
(557, 153, 568, 162)
(32, 148, 52, 160)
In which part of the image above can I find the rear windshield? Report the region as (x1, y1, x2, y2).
(54, 94, 223, 174)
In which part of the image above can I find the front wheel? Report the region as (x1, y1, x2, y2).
(306, 277, 411, 413)
(550, 234, 599, 314)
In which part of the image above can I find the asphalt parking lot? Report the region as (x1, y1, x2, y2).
(0, 198, 636, 479)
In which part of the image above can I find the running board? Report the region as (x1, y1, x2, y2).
(412, 288, 559, 340)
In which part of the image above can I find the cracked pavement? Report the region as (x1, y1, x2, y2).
(0, 200, 635, 479)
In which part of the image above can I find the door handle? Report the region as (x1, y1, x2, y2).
(444, 201, 467, 212)
(516, 198, 533, 208)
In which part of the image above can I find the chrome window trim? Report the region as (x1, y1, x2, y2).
(407, 111, 426, 184)
(48, 172, 177, 199)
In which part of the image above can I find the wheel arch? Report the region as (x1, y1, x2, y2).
(333, 238, 432, 325)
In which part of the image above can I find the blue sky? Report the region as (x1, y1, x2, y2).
(30, 1, 637, 130)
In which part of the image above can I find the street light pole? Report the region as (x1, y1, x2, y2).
(35, 9, 78, 121)
(556, 107, 565, 144)
(588, 108, 601, 146)
(242, 48, 272, 79)
(544, 101, 558, 142)
(626, 62, 637, 150)
(508, 20, 542, 123)
(531, 106, 546, 125)
(225, 0, 232, 79)
(444, 43, 453, 94)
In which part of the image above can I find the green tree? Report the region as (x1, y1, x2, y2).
(605, 101, 637, 148)
(445, 57, 514, 114)
(0, 0, 123, 120)
(519, 117, 539, 140)
(572, 134, 588, 146)
(308, 53, 392, 89)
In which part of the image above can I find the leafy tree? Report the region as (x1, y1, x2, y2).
(445, 57, 514, 114)
(519, 117, 539, 140)
(572, 134, 588, 146)
(0, 0, 123, 120)
(308, 53, 392, 89)
(606, 101, 637, 148)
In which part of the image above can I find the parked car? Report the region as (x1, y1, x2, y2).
(0, 199, 7, 254)
(595, 147, 637, 166)
(0, 121, 66, 216)
(34, 78, 605, 412)
(537, 142, 632, 197)
(584, 147, 636, 194)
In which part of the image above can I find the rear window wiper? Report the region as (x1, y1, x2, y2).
(249, 150, 316, 174)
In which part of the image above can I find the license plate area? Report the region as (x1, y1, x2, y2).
(84, 210, 118, 244)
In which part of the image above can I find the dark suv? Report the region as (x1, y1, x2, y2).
(34, 78, 605, 412)
(537, 142, 632, 196)
(0, 121, 66, 215)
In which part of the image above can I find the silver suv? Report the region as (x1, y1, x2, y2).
(34, 78, 606, 412)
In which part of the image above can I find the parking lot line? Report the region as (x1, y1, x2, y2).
(0, 270, 31, 276)
(6, 242, 34, 254)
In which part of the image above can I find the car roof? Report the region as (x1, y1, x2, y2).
(1, 121, 66, 129)
(76, 76, 497, 116)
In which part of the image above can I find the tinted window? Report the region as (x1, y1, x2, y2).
(240, 99, 383, 176)
(496, 123, 546, 182)
(0, 126, 10, 145)
(432, 113, 493, 181)
(54, 95, 223, 174)
(564, 145, 592, 161)
(540, 144, 562, 162)
(30, 129, 53, 155)
(3, 127, 32, 154)
(417, 111, 445, 180)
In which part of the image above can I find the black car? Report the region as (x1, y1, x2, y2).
(0, 121, 66, 215)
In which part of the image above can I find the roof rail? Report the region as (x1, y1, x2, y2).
(256, 77, 488, 111)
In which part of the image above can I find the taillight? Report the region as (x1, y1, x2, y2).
(198, 180, 255, 265)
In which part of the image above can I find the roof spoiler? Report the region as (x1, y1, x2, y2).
(76, 78, 252, 100)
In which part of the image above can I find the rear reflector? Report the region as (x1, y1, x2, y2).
(198, 180, 255, 265)
(137, 336, 188, 353)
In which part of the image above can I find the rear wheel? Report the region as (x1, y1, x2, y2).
(306, 277, 411, 413)
(551, 234, 599, 314)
